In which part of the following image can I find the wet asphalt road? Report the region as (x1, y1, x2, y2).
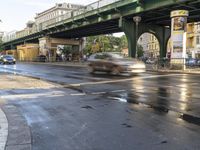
(0, 63, 200, 150)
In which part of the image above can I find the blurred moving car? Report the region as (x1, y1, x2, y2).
(87, 52, 146, 75)
(0, 55, 16, 64)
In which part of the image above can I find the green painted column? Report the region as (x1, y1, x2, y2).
(159, 27, 171, 58)
(137, 23, 170, 58)
(121, 19, 137, 57)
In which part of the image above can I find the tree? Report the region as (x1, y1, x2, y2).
(83, 34, 128, 55)
(120, 35, 128, 49)
(137, 44, 144, 58)
(62, 45, 73, 55)
(0, 39, 3, 52)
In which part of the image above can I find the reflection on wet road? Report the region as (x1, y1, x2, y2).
(0, 63, 200, 150)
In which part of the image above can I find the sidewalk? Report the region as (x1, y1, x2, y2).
(145, 64, 200, 74)
(147, 68, 200, 74)
(0, 108, 8, 150)
(0, 74, 56, 150)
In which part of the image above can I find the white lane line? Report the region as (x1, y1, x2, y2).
(91, 92, 107, 95)
(67, 74, 180, 87)
(70, 93, 86, 96)
(0, 91, 65, 99)
(0, 109, 8, 150)
(111, 90, 126, 93)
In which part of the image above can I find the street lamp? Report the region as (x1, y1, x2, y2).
(0, 20, 3, 40)
(133, 16, 141, 57)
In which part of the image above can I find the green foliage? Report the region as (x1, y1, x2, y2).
(84, 34, 128, 54)
(120, 35, 128, 49)
(137, 44, 144, 58)
(62, 45, 73, 55)
(0, 39, 3, 51)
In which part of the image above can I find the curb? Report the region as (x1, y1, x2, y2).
(2, 105, 31, 150)
(146, 69, 200, 75)
(0, 108, 8, 150)
(20, 61, 88, 68)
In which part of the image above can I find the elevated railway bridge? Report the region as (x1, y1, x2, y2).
(2, 0, 200, 57)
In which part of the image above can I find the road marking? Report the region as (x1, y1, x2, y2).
(70, 93, 86, 96)
(111, 90, 126, 93)
(0, 91, 65, 100)
(91, 92, 107, 95)
(0, 109, 8, 150)
(66, 74, 180, 87)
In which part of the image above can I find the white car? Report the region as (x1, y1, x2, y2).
(87, 52, 146, 75)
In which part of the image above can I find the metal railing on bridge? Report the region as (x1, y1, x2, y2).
(3, 0, 121, 43)
(42, 0, 120, 29)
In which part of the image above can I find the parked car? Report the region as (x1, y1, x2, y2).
(87, 52, 146, 75)
(0, 55, 16, 64)
(36, 55, 47, 62)
(146, 59, 155, 64)
(197, 59, 200, 66)
(186, 58, 197, 66)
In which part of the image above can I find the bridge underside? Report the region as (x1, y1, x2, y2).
(124, 0, 200, 26)
(50, 19, 121, 39)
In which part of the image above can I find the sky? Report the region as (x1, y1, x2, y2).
(0, 0, 97, 32)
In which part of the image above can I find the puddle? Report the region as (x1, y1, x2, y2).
(107, 94, 200, 126)
(81, 105, 94, 110)
(180, 114, 200, 126)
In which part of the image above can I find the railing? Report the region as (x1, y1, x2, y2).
(41, 0, 121, 30)
(145, 58, 200, 70)
(3, 0, 121, 43)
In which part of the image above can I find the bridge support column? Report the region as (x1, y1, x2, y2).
(121, 19, 170, 58)
(157, 27, 171, 58)
(121, 19, 137, 57)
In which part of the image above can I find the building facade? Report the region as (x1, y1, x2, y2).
(138, 22, 200, 59)
(35, 3, 84, 30)
(2, 31, 17, 42)
(138, 33, 159, 58)
(193, 22, 200, 58)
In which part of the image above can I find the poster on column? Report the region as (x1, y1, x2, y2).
(171, 10, 188, 59)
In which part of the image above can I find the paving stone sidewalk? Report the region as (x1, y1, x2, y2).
(2, 105, 31, 150)
(0, 108, 8, 150)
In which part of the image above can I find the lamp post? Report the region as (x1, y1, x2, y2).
(133, 16, 141, 57)
(0, 19, 3, 46)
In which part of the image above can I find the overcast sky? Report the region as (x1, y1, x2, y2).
(0, 0, 97, 32)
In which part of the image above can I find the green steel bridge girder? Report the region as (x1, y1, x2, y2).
(121, 19, 170, 58)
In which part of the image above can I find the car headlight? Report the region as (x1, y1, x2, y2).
(3, 59, 7, 62)
(13, 58, 16, 61)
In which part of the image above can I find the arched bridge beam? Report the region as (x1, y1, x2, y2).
(121, 19, 170, 58)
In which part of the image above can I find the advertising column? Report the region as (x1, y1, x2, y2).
(170, 10, 189, 70)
